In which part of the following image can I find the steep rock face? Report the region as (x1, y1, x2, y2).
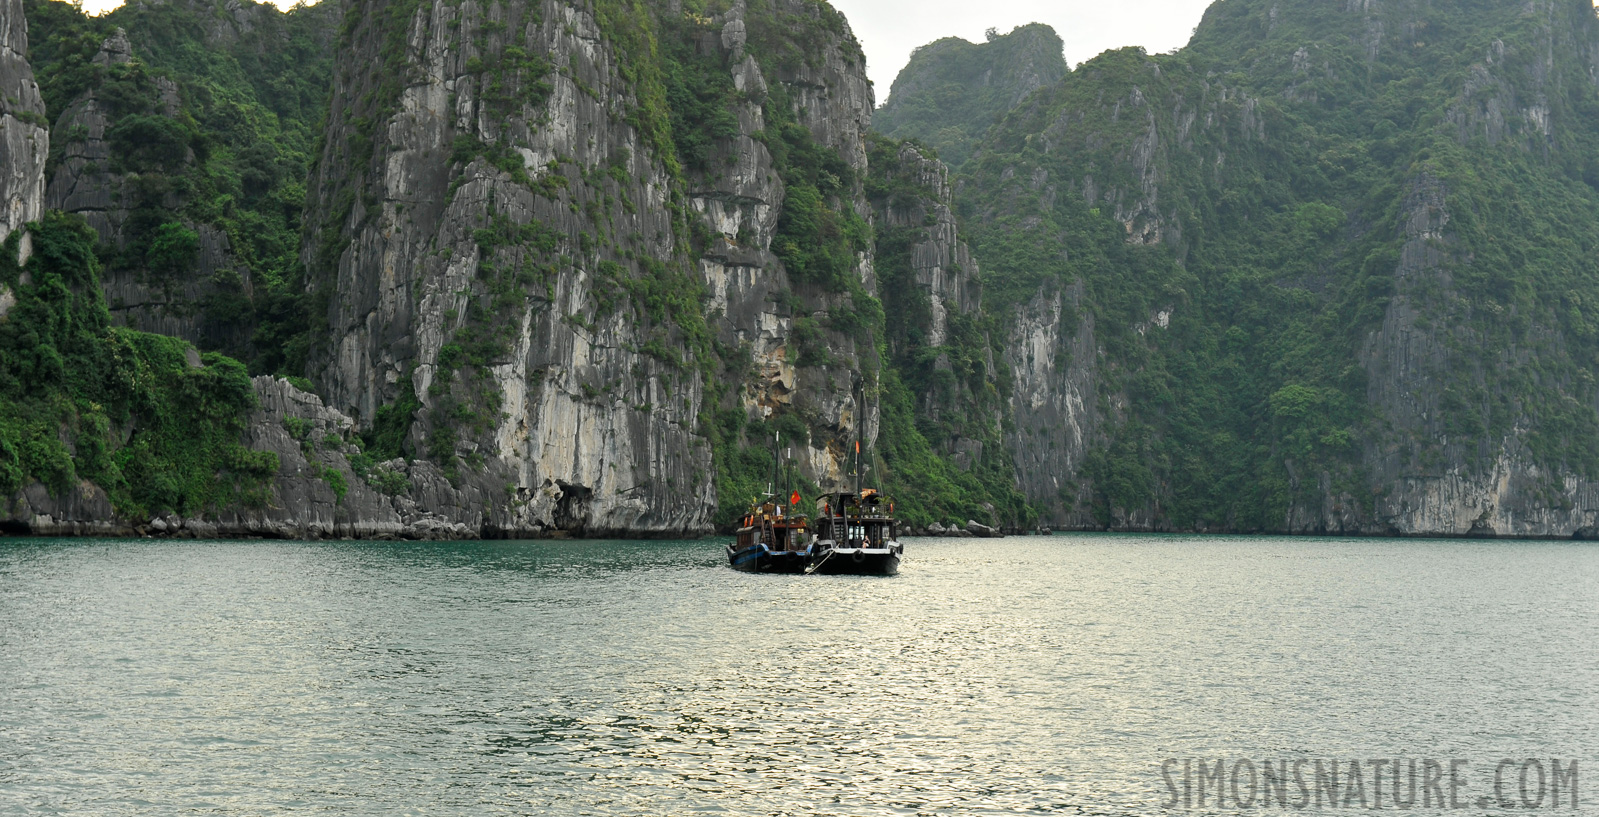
(1003, 285, 1097, 525)
(26, 0, 337, 367)
(691, 0, 881, 499)
(0, 0, 44, 261)
(872, 142, 981, 437)
(303, 0, 887, 536)
(953, 47, 1250, 528)
(865, 136, 1031, 527)
(9, 0, 926, 541)
(1291, 0, 1599, 537)
(1323, 169, 1599, 538)
(946, 0, 1599, 536)
(306, 0, 719, 536)
(873, 142, 979, 348)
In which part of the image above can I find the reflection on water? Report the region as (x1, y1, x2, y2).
(0, 536, 1595, 815)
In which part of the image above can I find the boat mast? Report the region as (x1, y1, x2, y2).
(854, 381, 863, 498)
(851, 381, 864, 545)
(769, 431, 779, 506)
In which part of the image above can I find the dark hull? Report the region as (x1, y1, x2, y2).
(727, 544, 810, 574)
(806, 547, 901, 576)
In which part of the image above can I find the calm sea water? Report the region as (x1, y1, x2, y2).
(0, 535, 1595, 816)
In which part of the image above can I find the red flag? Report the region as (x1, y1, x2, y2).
(790, 490, 801, 506)
(855, 440, 860, 453)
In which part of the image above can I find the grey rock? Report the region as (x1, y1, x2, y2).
(0, 0, 46, 263)
(1006, 284, 1100, 527)
(299, 0, 886, 538)
(965, 519, 998, 538)
(92, 28, 133, 67)
(4, 480, 131, 537)
(305, 0, 723, 537)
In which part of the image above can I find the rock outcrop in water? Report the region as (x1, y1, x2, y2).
(11, 376, 467, 539)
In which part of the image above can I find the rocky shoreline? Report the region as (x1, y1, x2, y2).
(3, 377, 713, 541)
(9, 368, 1599, 540)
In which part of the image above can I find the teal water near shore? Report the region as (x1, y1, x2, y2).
(1, 536, 1595, 815)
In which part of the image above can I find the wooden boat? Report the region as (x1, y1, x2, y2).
(807, 488, 902, 576)
(726, 498, 813, 573)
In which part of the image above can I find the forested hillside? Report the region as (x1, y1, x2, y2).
(3, 0, 1025, 536)
(10, 0, 1599, 539)
(25, 0, 334, 373)
(873, 24, 1066, 170)
(886, 0, 1599, 535)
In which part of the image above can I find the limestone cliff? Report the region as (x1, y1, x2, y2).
(25, 0, 1599, 540)
(687, 0, 882, 515)
(301, 0, 887, 536)
(0, 0, 44, 264)
(8, 0, 1002, 540)
(865, 136, 1030, 527)
(938, 0, 1599, 537)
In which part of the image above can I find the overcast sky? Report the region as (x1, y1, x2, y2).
(75, 0, 1216, 104)
(830, 0, 1216, 101)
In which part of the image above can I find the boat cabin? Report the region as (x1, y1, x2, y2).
(735, 502, 810, 552)
(814, 490, 898, 548)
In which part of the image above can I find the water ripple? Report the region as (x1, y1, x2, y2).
(0, 536, 1594, 815)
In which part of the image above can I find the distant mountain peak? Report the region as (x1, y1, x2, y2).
(873, 23, 1066, 170)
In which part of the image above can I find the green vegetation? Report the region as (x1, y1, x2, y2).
(658, 7, 740, 173)
(742, 0, 862, 75)
(765, 113, 872, 291)
(25, 0, 336, 376)
(946, 0, 1599, 526)
(865, 133, 1031, 527)
(874, 24, 1067, 170)
(706, 404, 821, 526)
(600, 0, 889, 528)
(0, 213, 276, 518)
